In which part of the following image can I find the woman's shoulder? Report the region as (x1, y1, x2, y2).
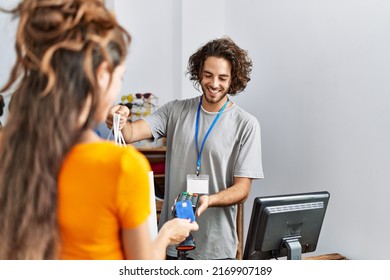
(67, 141, 148, 166)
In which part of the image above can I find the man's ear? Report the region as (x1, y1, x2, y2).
(96, 61, 110, 92)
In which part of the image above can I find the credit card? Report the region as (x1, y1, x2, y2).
(175, 200, 196, 222)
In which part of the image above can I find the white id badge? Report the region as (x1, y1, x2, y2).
(186, 174, 209, 194)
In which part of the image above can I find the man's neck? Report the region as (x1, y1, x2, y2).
(201, 95, 230, 112)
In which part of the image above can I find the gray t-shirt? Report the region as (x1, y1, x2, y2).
(143, 96, 263, 259)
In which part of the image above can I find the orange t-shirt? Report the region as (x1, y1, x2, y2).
(58, 142, 151, 259)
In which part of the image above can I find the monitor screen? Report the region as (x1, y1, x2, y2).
(243, 191, 330, 260)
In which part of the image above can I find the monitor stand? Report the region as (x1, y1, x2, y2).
(283, 237, 302, 260)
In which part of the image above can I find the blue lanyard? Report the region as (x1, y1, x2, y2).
(195, 96, 229, 176)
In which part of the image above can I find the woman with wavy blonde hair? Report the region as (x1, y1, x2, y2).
(0, 0, 197, 260)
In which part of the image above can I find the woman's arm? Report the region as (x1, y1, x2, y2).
(121, 218, 199, 260)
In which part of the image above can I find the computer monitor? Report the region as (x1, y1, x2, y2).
(243, 191, 330, 260)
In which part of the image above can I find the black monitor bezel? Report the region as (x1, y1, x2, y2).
(243, 191, 330, 260)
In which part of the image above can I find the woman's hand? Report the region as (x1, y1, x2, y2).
(159, 218, 199, 245)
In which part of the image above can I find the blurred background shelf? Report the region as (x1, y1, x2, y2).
(137, 143, 166, 225)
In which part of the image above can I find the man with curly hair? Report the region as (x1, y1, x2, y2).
(107, 37, 264, 260)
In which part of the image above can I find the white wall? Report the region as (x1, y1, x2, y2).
(114, 0, 178, 106)
(1, 0, 390, 260)
(226, 0, 390, 259)
(96, 0, 184, 137)
(113, 0, 390, 259)
(180, 0, 226, 99)
(114, 0, 227, 102)
(0, 0, 18, 124)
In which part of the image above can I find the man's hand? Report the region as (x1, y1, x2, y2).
(106, 104, 130, 130)
(195, 177, 252, 217)
(196, 195, 210, 217)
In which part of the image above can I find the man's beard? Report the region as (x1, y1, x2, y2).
(201, 87, 229, 104)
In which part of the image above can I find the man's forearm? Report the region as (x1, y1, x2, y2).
(208, 178, 252, 207)
(121, 119, 153, 144)
(208, 186, 249, 207)
(121, 120, 134, 143)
